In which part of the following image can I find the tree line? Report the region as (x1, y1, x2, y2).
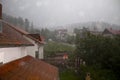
(75, 31, 120, 79)
(2, 13, 77, 43)
(2, 13, 57, 41)
(3, 13, 35, 33)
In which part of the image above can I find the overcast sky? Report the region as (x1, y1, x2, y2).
(1, 0, 120, 28)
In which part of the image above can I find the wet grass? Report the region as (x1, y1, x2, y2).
(60, 69, 81, 80)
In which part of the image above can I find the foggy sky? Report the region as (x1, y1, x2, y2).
(1, 0, 120, 28)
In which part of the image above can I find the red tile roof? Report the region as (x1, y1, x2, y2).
(103, 28, 120, 35)
(0, 55, 59, 80)
(28, 34, 45, 44)
(2, 20, 45, 44)
(0, 20, 34, 47)
(2, 20, 29, 35)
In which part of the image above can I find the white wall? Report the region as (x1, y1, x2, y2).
(24, 36, 44, 59)
(0, 51, 4, 63)
(0, 47, 27, 63)
(26, 43, 38, 58)
(39, 46, 44, 59)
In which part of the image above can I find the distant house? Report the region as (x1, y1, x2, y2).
(102, 28, 120, 37)
(46, 52, 68, 65)
(90, 31, 102, 36)
(75, 27, 89, 38)
(0, 3, 44, 64)
(0, 55, 59, 80)
(54, 52, 68, 61)
(55, 29, 68, 41)
(87, 26, 102, 36)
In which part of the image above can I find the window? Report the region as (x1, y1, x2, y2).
(35, 51, 39, 59)
(0, 21, 2, 32)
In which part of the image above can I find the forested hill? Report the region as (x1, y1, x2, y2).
(2, 13, 39, 33)
(65, 22, 120, 32)
(2, 13, 57, 41)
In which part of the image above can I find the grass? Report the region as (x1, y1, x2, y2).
(59, 66, 117, 80)
(44, 41, 75, 57)
(60, 70, 81, 80)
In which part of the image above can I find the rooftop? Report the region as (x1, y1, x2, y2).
(0, 55, 59, 80)
(28, 34, 45, 44)
(0, 20, 33, 47)
(103, 28, 120, 35)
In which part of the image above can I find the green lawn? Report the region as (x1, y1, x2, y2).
(60, 70, 81, 80)
(59, 66, 117, 80)
(44, 41, 75, 57)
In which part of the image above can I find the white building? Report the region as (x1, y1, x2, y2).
(25, 34, 44, 59)
(0, 19, 34, 63)
(0, 3, 44, 64)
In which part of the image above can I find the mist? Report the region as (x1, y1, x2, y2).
(1, 0, 120, 28)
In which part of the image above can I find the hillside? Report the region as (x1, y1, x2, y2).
(64, 22, 120, 33)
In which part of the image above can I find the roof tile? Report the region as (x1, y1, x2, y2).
(0, 56, 59, 80)
(0, 20, 33, 47)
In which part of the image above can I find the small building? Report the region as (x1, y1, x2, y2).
(0, 55, 59, 80)
(0, 3, 59, 80)
(102, 28, 120, 37)
(46, 52, 68, 65)
(26, 34, 45, 59)
(55, 29, 68, 41)
(0, 18, 33, 63)
(0, 3, 44, 64)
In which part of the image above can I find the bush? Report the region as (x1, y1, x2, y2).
(80, 65, 117, 80)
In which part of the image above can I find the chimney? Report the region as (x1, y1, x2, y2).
(0, 3, 2, 19)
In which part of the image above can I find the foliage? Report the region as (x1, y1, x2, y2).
(40, 28, 56, 41)
(44, 41, 75, 57)
(60, 65, 117, 80)
(80, 65, 117, 80)
(60, 69, 81, 80)
(75, 32, 120, 79)
(3, 13, 36, 33)
(66, 35, 75, 44)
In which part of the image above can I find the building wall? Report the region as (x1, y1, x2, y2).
(26, 44, 38, 58)
(0, 47, 27, 63)
(0, 51, 4, 63)
(103, 34, 113, 38)
(39, 45, 44, 59)
(24, 36, 44, 59)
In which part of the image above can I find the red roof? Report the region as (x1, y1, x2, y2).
(0, 20, 34, 47)
(28, 34, 45, 44)
(2, 20, 29, 35)
(0, 55, 59, 80)
(2, 20, 45, 44)
(104, 28, 120, 35)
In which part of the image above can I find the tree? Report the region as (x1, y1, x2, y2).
(66, 35, 75, 44)
(24, 18, 30, 32)
(17, 17, 24, 27)
(75, 32, 120, 78)
(29, 22, 34, 33)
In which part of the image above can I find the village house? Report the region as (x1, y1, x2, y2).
(45, 52, 68, 65)
(0, 3, 59, 80)
(0, 6, 33, 63)
(102, 28, 120, 37)
(25, 34, 45, 59)
(0, 20, 44, 63)
(55, 29, 68, 41)
(0, 3, 45, 63)
(0, 19, 45, 63)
